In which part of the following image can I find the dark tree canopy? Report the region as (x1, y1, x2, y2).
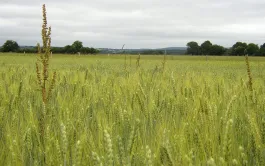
(186, 41, 200, 55)
(17, 47, 37, 53)
(64, 45, 74, 54)
(231, 42, 248, 55)
(0, 39, 99, 54)
(201, 40, 212, 55)
(246, 43, 259, 56)
(141, 50, 164, 55)
(259, 43, 265, 56)
(185, 41, 261, 56)
(234, 46, 246, 56)
(2, 40, 19, 52)
(233, 42, 248, 49)
(80, 47, 99, 54)
(71, 41, 83, 53)
(209, 45, 226, 55)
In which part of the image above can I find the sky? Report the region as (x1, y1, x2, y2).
(1, 0, 265, 49)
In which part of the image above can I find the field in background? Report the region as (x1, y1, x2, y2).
(0, 53, 265, 165)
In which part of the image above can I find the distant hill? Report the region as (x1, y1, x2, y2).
(99, 47, 187, 55)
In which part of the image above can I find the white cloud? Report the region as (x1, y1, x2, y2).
(1, 0, 265, 48)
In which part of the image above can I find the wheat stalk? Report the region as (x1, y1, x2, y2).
(245, 54, 253, 91)
(36, 4, 56, 105)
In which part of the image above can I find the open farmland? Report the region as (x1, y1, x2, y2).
(0, 54, 265, 165)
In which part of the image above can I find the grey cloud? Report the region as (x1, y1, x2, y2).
(1, 0, 265, 48)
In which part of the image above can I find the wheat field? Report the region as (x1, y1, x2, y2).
(0, 54, 265, 165)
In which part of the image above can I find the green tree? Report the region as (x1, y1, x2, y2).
(142, 50, 164, 55)
(231, 42, 247, 55)
(235, 46, 246, 56)
(90, 48, 100, 54)
(17, 47, 38, 53)
(259, 43, 265, 56)
(201, 40, 212, 55)
(64, 45, 74, 54)
(246, 43, 259, 56)
(209, 45, 226, 55)
(186, 41, 200, 55)
(1, 40, 19, 52)
(225, 47, 233, 55)
(80, 47, 93, 54)
(51, 47, 64, 54)
(71, 41, 83, 53)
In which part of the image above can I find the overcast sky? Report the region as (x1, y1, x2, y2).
(1, 0, 265, 48)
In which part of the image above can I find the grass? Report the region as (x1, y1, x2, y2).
(0, 53, 265, 165)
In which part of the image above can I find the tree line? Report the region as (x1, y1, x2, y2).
(2, 39, 265, 56)
(0, 40, 99, 54)
(187, 41, 265, 56)
(141, 50, 164, 55)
